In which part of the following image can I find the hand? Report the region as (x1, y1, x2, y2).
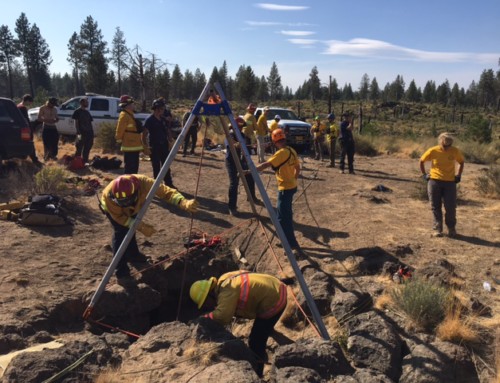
(143, 146, 151, 156)
(137, 221, 156, 237)
(179, 199, 198, 213)
(422, 174, 430, 182)
(455, 175, 461, 183)
(76, 134, 82, 141)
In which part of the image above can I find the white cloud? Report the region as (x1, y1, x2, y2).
(246, 21, 283, 27)
(280, 30, 315, 36)
(255, 3, 309, 11)
(288, 38, 317, 46)
(323, 38, 499, 64)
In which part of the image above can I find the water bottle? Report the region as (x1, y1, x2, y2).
(483, 282, 492, 292)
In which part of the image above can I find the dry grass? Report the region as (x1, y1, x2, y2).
(436, 307, 479, 344)
(374, 292, 394, 310)
(94, 368, 131, 383)
(184, 341, 220, 366)
(323, 257, 360, 276)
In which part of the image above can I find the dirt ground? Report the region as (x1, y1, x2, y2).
(0, 140, 499, 379)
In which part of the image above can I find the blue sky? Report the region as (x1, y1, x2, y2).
(3, 0, 500, 93)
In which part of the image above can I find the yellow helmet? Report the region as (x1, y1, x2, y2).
(190, 277, 216, 309)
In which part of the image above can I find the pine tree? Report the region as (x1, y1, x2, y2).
(111, 27, 128, 96)
(170, 64, 183, 99)
(0, 25, 20, 98)
(369, 77, 380, 101)
(267, 62, 282, 101)
(308, 66, 320, 102)
(359, 73, 370, 101)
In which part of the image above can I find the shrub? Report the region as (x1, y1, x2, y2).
(436, 305, 478, 344)
(411, 179, 429, 201)
(465, 114, 492, 143)
(460, 140, 500, 164)
(95, 122, 120, 153)
(390, 278, 451, 331)
(354, 135, 378, 156)
(34, 165, 68, 194)
(475, 165, 500, 198)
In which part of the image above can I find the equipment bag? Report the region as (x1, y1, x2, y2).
(18, 194, 70, 226)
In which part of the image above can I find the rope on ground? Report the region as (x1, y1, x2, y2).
(87, 318, 140, 339)
(41, 349, 94, 383)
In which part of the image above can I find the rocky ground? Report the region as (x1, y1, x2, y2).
(0, 141, 498, 382)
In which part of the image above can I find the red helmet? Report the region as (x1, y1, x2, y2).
(272, 128, 286, 143)
(111, 175, 140, 207)
(119, 95, 134, 107)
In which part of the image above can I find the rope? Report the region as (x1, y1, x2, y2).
(42, 349, 94, 383)
(176, 118, 210, 321)
(87, 318, 141, 339)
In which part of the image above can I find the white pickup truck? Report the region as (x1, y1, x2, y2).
(28, 94, 150, 136)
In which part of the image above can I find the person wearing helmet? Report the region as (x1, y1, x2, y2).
(326, 113, 338, 167)
(190, 271, 287, 377)
(100, 174, 198, 283)
(143, 99, 175, 188)
(225, 116, 262, 216)
(269, 115, 281, 133)
(311, 116, 327, 161)
(256, 129, 302, 255)
(339, 112, 355, 174)
(242, 103, 257, 153)
(37, 97, 60, 161)
(72, 97, 94, 164)
(255, 106, 269, 163)
(115, 95, 146, 174)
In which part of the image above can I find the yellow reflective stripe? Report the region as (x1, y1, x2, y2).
(258, 283, 287, 319)
(125, 217, 134, 228)
(171, 193, 183, 205)
(121, 145, 144, 151)
(100, 198, 108, 212)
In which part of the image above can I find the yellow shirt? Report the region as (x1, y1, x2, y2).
(420, 145, 464, 182)
(311, 122, 326, 140)
(255, 114, 269, 136)
(269, 120, 280, 132)
(268, 146, 299, 190)
(327, 122, 338, 142)
(242, 112, 256, 138)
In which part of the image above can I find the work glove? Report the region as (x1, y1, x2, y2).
(179, 198, 198, 213)
(422, 174, 430, 182)
(137, 221, 156, 237)
(455, 175, 461, 183)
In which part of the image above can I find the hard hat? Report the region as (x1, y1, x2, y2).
(111, 175, 140, 207)
(271, 128, 286, 143)
(247, 103, 256, 112)
(327, 113, 335, 120)
(151, 98, 166, 110)
(48, 97, 59, 106)
(314, 116, 320, 120)
(274, 114, 281, 120)
(119, 95, 134, 107)
(190, 277, 216, 309)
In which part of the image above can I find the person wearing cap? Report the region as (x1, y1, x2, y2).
(269, 114, 281, 133)
(339, 112, 355, 174)
(242, 103, 257, 153)
(115, 95, 146, 174)
(143, 99, 175, 188)
(311, 116, 327, 161)
(190, 271, 287, 377)
(72, 97, 94, 164)
(255, 106, 269, 163)
(17, 94, 40, 164)
(37, 97, 60, 161)
(419, 133, 465, 238)
(225, 117, 262, 216)
(256, 129, 302, 256)
(326, 113, 338, 167)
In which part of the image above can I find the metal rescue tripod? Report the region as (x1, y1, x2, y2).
(83, 83, 330, 341)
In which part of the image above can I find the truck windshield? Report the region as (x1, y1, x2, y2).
(267, 109, 298, 120)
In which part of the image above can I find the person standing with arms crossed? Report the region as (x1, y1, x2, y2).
(326, 113, 338, 168)
(255, 106, 269, 163)
(115, 95, 146, 174)
(419, 132, 464, 238)
(37, 97, 60, 161)
(72, 97, 94, 164)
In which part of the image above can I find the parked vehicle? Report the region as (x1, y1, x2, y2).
(27, 94, 150, 137)
(0, 97, 35, 161)
(255, 107, 311, 151)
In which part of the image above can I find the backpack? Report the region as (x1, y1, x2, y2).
(18, 194, 70, 226)
(89, 155, 122, 170)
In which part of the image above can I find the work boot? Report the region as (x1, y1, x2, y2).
(228, 208, 239, 217)
(447, 227, 457, 238)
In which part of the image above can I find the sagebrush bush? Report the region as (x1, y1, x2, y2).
(475, 165, 500, 198)
(354, 135, 378, 156)
(390, 278, 451, 331)
(459, 140, 500, 164)
(34, 165, 68, 194)
(95, 122, 120, 153)
(411, 179, 429, 201)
